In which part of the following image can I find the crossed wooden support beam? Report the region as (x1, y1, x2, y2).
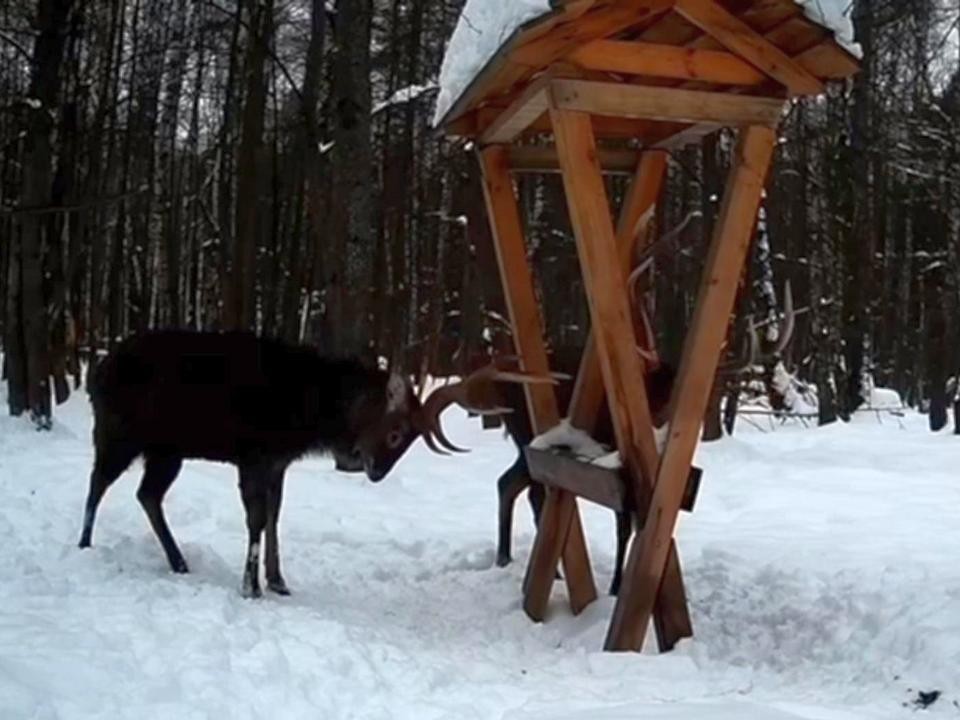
(477, 70, 778, 652)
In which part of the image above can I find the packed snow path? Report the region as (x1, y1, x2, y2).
(1, 390, 958, 719)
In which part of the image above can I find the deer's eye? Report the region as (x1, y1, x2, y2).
(386, 429, 404, 449)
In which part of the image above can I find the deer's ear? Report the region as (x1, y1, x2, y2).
(386, 372, 409, 412)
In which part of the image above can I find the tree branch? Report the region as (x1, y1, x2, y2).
(0, 188, 148, 216)
(0, 28, 31, 62)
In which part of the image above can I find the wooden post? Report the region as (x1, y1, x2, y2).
(477, 145, 598, 619)
(550, 108, 661, 495)
(605, 125, 777, 652)
(569, 150, 667, 432)
(551, 109, 693, 652)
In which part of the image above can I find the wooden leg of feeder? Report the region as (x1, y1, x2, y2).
(565, 151, 691, 648)
(570, 150, 666, 431)
(605, 125, 778, 652)
(478, 145, 597, 619)
(550, 107, 692, 650)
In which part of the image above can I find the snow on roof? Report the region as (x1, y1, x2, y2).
(433, 0, 551, 126)
(433, 0, 860, 127)
(796, 0, 861, 58)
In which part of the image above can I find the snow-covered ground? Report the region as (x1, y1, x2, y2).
(2, 388, 958, 719)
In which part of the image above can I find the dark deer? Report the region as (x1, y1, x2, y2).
(78, 330, 553, 597)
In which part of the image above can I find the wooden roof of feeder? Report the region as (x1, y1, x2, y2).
(438, 0, 861, 151)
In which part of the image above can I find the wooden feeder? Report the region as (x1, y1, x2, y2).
(437, 0, 859, 653)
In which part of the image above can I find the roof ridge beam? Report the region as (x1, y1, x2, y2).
(569, 39, 767, 86)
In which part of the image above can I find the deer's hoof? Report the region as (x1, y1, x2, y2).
(267, 579, 291, 596)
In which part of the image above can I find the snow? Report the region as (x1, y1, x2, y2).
(866, 386, 904, 412)
(593, 450, 623, 470)
(772, 362, 820, 416)
(796, 0, 862, 58)
(3, 386, 960, 718)
(433, 1, 860, 127)
(530, 419, 609, 459)
(372, 83, 438, 116)
(433, 0, 551, 125)
(591, 425, 669, 469)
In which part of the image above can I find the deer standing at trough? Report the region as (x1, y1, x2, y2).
(78, 331, 553, 597)
(489, 283, 796, 595)
(489, 351, 675, 595)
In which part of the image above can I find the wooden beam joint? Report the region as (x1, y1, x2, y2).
(674, 0, 825, 96)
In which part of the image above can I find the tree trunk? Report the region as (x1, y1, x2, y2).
(843, 0, 875, 416)
(328, 0, 373, 355)
(230, 0, 272, 331)
(11, 0, 74, 427)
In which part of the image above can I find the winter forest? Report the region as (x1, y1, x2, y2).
(7, 3, 960, 717)
(1, 0, 959, 433)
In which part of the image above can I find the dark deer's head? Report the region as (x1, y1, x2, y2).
(349, 361, 561, 482)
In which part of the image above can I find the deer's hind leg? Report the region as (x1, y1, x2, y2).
(137, 453, 188, 573)
(496, 457, 531, 567)
(264, 466, 289, 595)
(79, 440, 139, 548)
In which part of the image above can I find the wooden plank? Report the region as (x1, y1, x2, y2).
(481, 73, 553, 145)
(674, 0, 825, 96)
(509, 1, 675, 67)
(569, 40, 767, 86)
(550, 79, 786, 127)
(477, 145, 598, 619)
(649, 122, 721, 149)
(562, 151, 693, 651)
(551, 109, 693, 651)
(795, 39, 861, 80)
(508, 145, 640, 176)
(685, 4, 858, 81)
(525, 448, 627, 512)
(452, 103, 690, 142)
(764, 15, 828, 55)
(570, 151, 667, 432)
(605, 125, 777, 652)
(525, 448, 704, 515)
(551, 119, 661, 480)
(477, 146, 560, 430)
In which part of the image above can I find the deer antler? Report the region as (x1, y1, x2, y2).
(416, 361, 567, 454)
(721, 281, 796, 376)
(627, 255, 661, 369)
(747, 280, 795, 366)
